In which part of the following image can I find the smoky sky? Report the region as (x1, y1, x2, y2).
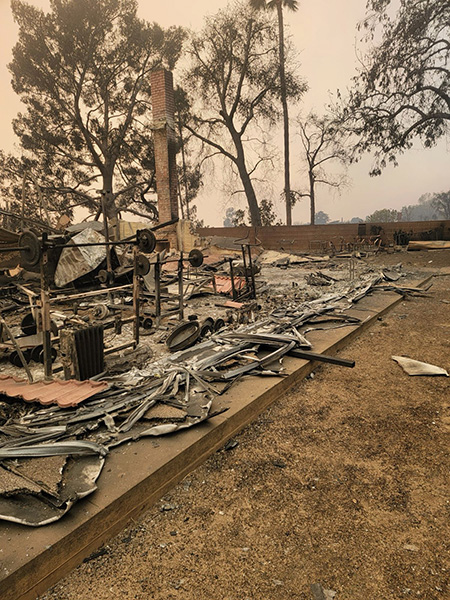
(0, 0, 447, 224)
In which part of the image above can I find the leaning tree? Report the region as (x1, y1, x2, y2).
(344, 0, 450, 174)
(8, 0, 186, 220)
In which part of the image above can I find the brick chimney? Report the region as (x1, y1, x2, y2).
(150, 69, 179, 248)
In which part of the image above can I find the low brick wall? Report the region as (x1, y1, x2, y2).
(197, 220, 450, 252)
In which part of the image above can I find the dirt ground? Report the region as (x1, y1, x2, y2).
(40, 249, 450, 600)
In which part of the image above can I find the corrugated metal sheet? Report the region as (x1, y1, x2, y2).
(54, 228, 107, 288)
(0, 375, 108, 408)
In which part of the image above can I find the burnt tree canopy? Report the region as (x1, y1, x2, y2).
(344, 0, 449, 174)
(296, 113, 349, 225)
(183, 1, 305, 227)
(9, 0, 186, 219)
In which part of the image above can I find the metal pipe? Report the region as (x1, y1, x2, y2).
(178, 253, 184, 321)
(104, 341, 136, 356)
(132, 247, 140, 347)
(288, 348, 355, 368)
(48, 284, 133, 300)
(229, 258, 237, 301)
(40, 245, 53, 380)
(241, 244, 249, 292)
(155, 252, 161, 327)
(150, 217, 179, 231)
(246, 244, 256, 299)
(0, 246, 30, 253)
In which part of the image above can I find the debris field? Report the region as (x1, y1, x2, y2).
(0, 227, 435, 525)
(37, 248, 450, 600)
(0, 228, 449, 599)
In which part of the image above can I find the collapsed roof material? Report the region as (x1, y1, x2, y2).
(0, 247, 427, 526)
(0, 375, 109, 407)
(54, 228, 108, 288)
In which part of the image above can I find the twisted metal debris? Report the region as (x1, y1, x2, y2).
(0, 273, 400, 525)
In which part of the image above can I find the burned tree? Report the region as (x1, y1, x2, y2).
(174, 86, 203, 221)
(8, 0, 185, 219)
(296, 113, 349, 225)
(183, 2, 305, 227)
(344, 0, 450, 174)
(249, 0, 299, 226)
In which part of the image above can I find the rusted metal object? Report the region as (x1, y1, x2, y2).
(166, 321, 200, 352)
(213, 275, 246, 296)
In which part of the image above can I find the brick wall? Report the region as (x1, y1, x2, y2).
(150, 69, 178, 248)
(197, 220, 450, 252)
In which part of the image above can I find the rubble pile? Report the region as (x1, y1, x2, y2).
(0, 228, 427, 526)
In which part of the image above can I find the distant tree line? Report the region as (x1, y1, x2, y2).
(364, 191, 450, 223)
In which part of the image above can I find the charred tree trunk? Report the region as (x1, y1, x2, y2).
(231, 130, 262, 227)
(276, 2, 291, 226)
(102, 169, 118, 220)
(309, 170, 315, 225)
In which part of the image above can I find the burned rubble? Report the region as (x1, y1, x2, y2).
(0, 225, 430, 526)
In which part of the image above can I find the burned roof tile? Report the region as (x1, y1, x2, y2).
(0, 375, 108, 408)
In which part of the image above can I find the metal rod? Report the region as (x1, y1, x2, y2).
(132, 247, 140, 347)
(288, 348, 355, 368)
(104, 341, 136, 356)
(0, 316, 33, 383)
(229, 258, 237, 301)
(155, 252, 161, 327)
(246, 245, 256, 299)
(178, 253, 184, 321)
(150, 217, 179, 231)
(0, 246, 30, 253)
(48, 241, 136, 249)
(40, 247, 53, 380)
(49, 284, 133, 301)
(241, 244, 250, 293)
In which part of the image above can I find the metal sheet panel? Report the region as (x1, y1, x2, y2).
(54, 229, 107, 288)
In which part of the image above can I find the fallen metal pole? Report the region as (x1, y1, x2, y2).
(40, 246, 53, 380)
(178, 253, 184, 321)
(49, 284, 133, 301)
(132, 247, 140, 347)
(288, 348, 355, 368)
(155, 252, 161, 326)
(229, 258, 237, 301)
(150, 217, 179, 231)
